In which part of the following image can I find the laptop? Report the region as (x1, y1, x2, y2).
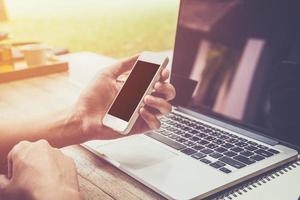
(83, 0, 300, 199)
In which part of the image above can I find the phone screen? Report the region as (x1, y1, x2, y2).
(108, 60, 160, 121)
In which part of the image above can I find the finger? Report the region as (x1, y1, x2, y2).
(110, 54, 139, 78)
(8, 141, 30, 161)
(143, 105, 163, 118)
(0, 175, 10, 192)
(7, 141, 30, 178)
(159, 68, 170, 82)
(36, 139, 51, 147)
(144, 95, 172, 115)
(140, 107, 161, 130)
(10, 141, 30, 154)
(7, 158, 12, 179)
(154, 82, 176, 101)
(7, 150, 15, 179)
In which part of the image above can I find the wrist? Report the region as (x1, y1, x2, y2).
(43, 106, 86, 148)
(60, 106, 87, 145)
(73, 102, 110, 141)
(73, 100, 122, 141)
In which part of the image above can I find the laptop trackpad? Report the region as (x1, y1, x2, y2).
(97, 135, 178, 170)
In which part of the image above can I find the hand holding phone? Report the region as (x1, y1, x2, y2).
(103, 52, 169, 134)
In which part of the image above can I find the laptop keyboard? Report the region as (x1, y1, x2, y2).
(146, 112, 280, 174)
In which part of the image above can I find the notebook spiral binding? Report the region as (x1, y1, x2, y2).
(212, 160, 300, 200)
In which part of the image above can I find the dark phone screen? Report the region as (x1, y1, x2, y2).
(108, 60, 160, 121)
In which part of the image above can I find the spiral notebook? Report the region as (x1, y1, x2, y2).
(211, 158, 300, 200)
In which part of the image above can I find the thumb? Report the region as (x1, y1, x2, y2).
(110, 54, 139, 78)
(0, 175, 9, 191)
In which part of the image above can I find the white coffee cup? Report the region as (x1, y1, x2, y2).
(21, 44, 51, 67)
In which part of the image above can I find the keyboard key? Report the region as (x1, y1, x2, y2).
(191, 136, 201, 142)
(219, 135, 229, 140)
(235, 142, 248, 148)
(257, 144, 269, 150)
(219, 156, 246, 169)
(213, 139, 224, 145)
(210, 132, 219, 137)
(200, 158, 212, 164)
(201, 149, 214, 154)
(160, 117, 168, 122)
(176, 137, 187, 143)
(184, 141, 196, 147)
(222, 143, 234, 149)
(183, 133, 192, 138)
(224, 151, 237, 157)
(210, 161, 226, 169)
(146, 132, 186, 150)
(174, 130, 185, 135)
(168, 134, 180, 140)
(191, 129, 199, 134)
(239, 138, 248, 142)
(168, 127, 177, 132)
(230, 134, 238, 138)
(215, 147, 227, 153)
(196, 125, 204, 130)
(204, 129, 212, 134)
(156, 129, 170, 136)
(233, 155, 256, 165)
(182, 126, 192, 131)
(161, 123, 169, 128)
(227, 133, 235, 137)
(206, 143, 218, 149)
(195, 133, 207, 138)
(250, 154, 265, 161)
(192, 152, 206, 160)
(205, 136, 215, 141)
(245, 145, 258, 151)
(227, 138, 239, 143)
(219, 167, 232, 174)
(181, 148, 197, 155)
(231, 147, 244, 153)
(210, 152, 223, 159)
(192, 145, 205, 151)
(240, 150, 254, 157)
(198, 140, 210, 145)
(175, 124, 185, 129)
(268, 149, 280, 154)
(255, 149, 273, 157)
(247, 141, 258, 146)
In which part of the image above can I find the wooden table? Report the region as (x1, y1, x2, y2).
(0, 52, 165, 200)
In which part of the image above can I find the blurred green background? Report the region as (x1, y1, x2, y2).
(0, 0, 179, 58)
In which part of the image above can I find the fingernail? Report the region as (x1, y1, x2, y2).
(145, 95, 151, 103)
(140, 107, 145, 113)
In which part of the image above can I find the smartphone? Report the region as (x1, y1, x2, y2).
(102, 52, 169, 134)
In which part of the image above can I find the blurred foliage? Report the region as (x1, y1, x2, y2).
(0, 0, 179, 58)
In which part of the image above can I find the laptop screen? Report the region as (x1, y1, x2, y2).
(171, 0, 300, 147)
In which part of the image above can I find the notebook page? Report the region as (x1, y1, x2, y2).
(223, 161, 300, 200)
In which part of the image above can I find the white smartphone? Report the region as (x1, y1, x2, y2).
(102, 52, 169, 134)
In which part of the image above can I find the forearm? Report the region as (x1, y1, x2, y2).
(0, 107, 83, 165)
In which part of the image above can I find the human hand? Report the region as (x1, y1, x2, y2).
(74, 54, 176, 140)
(0, 140, 82, 200)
